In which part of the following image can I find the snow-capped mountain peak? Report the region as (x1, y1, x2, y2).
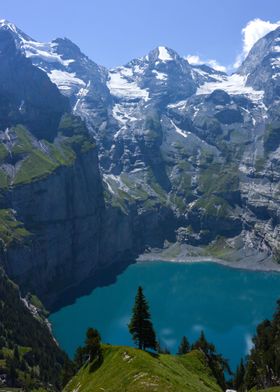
(0, 19, 17, 31)
(0, 19, 32, 42)
(147, 46, 180, 64)
(0, 19, 70, 68)
(157, 46, 174, 62)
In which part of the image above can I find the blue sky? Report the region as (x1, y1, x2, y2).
(1, 0, 280, 69)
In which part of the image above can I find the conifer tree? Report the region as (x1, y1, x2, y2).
(233, 358, 245, 391)
(85, 328, 102, 363)
(128, 286, 157, 351)
(177, 336, 190, 355)
(14, 345, 20, 362)
(74, 346, 87, 369)
(192, 330, 230, 390)
(243, 299, 280, 390)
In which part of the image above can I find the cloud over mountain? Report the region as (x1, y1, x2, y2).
(234, 18, 280, 68)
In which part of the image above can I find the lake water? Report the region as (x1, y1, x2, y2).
(49, 261, 280, 370)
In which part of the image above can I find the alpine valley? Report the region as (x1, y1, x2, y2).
(1, 17, 280, 391)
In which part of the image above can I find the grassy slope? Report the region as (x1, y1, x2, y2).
(0, 209, 31, 246)
(64, 345, 222, 392)
(0, 114, 95, 188)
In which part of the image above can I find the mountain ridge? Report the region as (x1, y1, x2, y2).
(0, 20, 280, 306)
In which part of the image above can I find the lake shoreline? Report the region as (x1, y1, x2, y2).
(137, 252, 280, 273)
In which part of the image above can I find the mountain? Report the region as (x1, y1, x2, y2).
(1, 17, 280, 392)
(63, 345, 222, 392)
(0, 19, 280, 307)
(0, 21, 175, 309)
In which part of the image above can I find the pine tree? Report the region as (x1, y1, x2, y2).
(192, 331, 215, 355)
(14, 345, 20, 363)
(177, 336, 190, 355)
(85, 328, 102, 363)
(243, 299, 280, 390)
(233, 358, 245, 391)
(192, 330, 231, 390)
(128, 286, 157, 351)
(74, 346, 87, 369)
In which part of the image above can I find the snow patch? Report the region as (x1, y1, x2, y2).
(273, 45, 280, 53)
(112, 104, 129, 125)
(197, 73, 264, 102)
(103, 174, 130, 195)
(168, 100, 188, 109)
(23, 40, 75, 67)
(112, 103, 138, 129)
(119, 66, 133, 77)
(133, 64, 145, 74)
(170, 120, 191, 138)
(107, 70, 149, 100)
(73, 81, 91, 112)
(48, 70, 85, 94)
(152, 70, 168, 80)
(158, 46, 173, 62)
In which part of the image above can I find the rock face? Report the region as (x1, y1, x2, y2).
(238, 26, 280, 103)
(1, 19, 280, 305)
(0, 24, 176, 306)
(0, 29, 69, 141)
(5, 149, 104, 297)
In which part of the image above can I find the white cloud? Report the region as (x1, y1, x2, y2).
(187, 19, 280, 74)
(186, 54, 227, 73)
(234, 18, 280, 68)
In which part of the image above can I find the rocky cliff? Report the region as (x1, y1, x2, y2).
(0, 24, 176, 308)
(1, 20, 280, 307)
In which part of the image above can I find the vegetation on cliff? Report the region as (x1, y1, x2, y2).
(0, 268, 72, 391)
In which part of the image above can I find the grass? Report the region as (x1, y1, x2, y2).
(0, 144, 9, 161)
(195, 195, 231, 218)
(205, 236, 233, 259)
(0, 169, 9, 188)
(198, 163, 239, 197)
(64, 345, 222, 392)
(0, 115, 95, 187)
(11, 124, 75, 186)
(14, 150, 58, 185)
(0, 209, 30, 246)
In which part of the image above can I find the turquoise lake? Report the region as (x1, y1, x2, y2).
(49, 261, 280, 369)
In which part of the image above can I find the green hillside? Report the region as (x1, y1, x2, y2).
(0, 268, 70, 391)
(63, 345, 222, 392)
